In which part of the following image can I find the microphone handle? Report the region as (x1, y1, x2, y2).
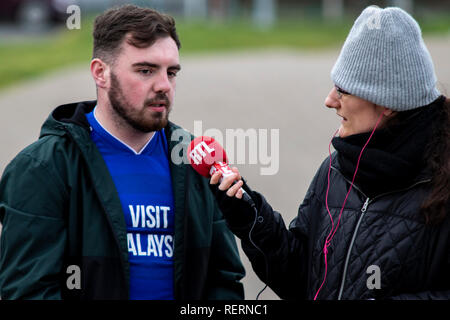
(240, 187, 256, 208)
(210, 162, 256, 208)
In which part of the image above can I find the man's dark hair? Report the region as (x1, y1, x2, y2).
(92, 5, 181, 64)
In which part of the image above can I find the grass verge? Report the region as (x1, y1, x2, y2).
(0, 15, 449, 91)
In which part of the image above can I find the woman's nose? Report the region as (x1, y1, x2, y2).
(325, 87, 340, 109)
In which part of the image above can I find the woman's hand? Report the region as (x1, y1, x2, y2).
(210, 167, 245, 199)
(209, 166, 258, 231)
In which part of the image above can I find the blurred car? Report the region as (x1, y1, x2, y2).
(0, 0, 131, 29)
(0, 0, 76, 27)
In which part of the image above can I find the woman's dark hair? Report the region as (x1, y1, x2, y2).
(421, 97, 450, 224)
(92, 5, 181, 64)
(383, 96, 450, 224)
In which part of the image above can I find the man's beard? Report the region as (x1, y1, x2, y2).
(108, 72, 170, 133)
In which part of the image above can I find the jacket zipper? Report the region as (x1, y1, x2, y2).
(330, 165, 431, 300)
(179, 166, 190, 299)
(337, 197, 370, 300)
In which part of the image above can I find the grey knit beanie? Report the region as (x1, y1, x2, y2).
(331, 6, 440, 111)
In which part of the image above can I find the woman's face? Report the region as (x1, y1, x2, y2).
(325, 86, 392, 137)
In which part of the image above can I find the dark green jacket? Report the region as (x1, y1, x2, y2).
(0, 101, 245, 300)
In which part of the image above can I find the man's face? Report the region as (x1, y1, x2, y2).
(107, 36, 180, 132)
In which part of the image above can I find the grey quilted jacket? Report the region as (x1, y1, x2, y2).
(229, 154, 450, 300)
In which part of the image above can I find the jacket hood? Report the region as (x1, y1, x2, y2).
(39, 101, 96, 138)
(39, 100, 186, 146)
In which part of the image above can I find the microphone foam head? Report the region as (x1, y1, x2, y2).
(187, 136, 228, 177)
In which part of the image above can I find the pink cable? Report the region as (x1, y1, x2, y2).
(313, 112, 384, 300)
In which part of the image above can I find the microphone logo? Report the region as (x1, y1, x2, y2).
(189, 141, 215, 165)
(209, 161, 233, 177)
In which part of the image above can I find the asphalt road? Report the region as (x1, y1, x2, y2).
(0, 35, 449, 299)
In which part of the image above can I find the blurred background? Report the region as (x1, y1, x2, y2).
(0, 0, 449, 300)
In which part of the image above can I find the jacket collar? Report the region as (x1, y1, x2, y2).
(40, 100, 183, 141)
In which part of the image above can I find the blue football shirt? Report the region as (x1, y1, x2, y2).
(86, 108, 175, 300)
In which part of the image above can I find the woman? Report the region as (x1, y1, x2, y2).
(209, 6, 450, 300)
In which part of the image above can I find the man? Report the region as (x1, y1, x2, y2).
(0, 5, 245, 300)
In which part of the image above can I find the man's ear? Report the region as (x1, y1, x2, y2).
(90, 58, 109, 89)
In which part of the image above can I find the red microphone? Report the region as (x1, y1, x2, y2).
(187, 136, 255, 206)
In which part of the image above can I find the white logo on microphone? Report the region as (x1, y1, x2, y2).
(209, 161, 234, 177)
(189, 141, 215, 165)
